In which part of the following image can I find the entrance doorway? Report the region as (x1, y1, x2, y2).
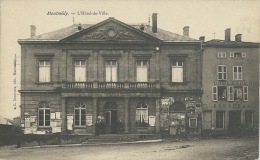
(104, 102, 117, 134)
(229, 111, 241, 135)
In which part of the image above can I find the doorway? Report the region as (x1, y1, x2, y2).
(104, 102, 118, 134)
(229, 111, 241, 135)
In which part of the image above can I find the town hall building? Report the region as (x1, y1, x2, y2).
(18, 14, 203, 136)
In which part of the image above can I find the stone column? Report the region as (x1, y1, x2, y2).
(155, 99, 160, 133)
(61, 97, 67, 134)
(92, 97, 98, 135)
(124, 98, 129, 133)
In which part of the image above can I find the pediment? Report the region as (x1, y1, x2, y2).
(61, 18, 161, 43)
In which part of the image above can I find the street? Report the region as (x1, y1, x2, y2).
(0, 137, 258, 160)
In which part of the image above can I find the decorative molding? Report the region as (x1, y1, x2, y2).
(101, 53, 121, 59)
(70, 53, 90, 59)
(168, 54, 188, 59)
(34, 53, 54, 58)
(132, 53, 152, 59)
(83, 26, 144, 41)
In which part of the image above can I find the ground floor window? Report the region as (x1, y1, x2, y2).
(74, 102, 86, 126)
(216, 111, 224, 129)
(189, 118, 197, 128)
(136, 102, 148, 127)
(38, 102, 50, 127)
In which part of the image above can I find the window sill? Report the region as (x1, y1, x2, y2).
(38, 126, 51, 129)
(74, 126, 86, 129)
(35, 82, 54, 85)
(170, 82, 187, 85)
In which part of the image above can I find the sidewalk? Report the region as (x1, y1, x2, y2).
(17, 139, 163, 149)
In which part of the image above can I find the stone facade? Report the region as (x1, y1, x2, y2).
(18, 16, 203, 136)
(202, 32, 259, 135)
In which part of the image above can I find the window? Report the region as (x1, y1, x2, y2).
(212, 86, 217, 101)
(234, 52, 242, 58)
(74, 60, 86, 82)
(136, 102, 148, 127)
(212, 86, 227, 101)
(217, 52, 226, 58)
(39, 60, 50, 82)
(218, 86, 227, 100)
(243, 86, 248, 101)
(233, 66, 242, 80)
(38, 102, 50, 127)
(74, 102, 86, 126)
(245, 111, 253, 126)
(228, 86, 248, 101)
(172, 61, 183, 82)
(230, 52, 234, 57)
(189, 118, 197, 128)
(217, 65, 227, 80)
(105, 60, 117, 82)
(136, 60, 148, 82)
(216, 111, 224, 129)
(234, 86, 243, 100)
(227, 86, 234, 101)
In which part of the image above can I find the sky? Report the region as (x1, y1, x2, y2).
(0, 0, 259, 119)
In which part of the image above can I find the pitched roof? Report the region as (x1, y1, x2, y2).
(21, 19, 198, 42)
(206, 39, 259, 47)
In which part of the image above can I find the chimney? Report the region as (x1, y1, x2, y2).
(30, 25, 36, 37)
(152, 13, 158, 33)
(235, 34, 242, 42)
(225, 28, 231, 41)
(199, 36, 205, 42)
(183, 26, 189, 37)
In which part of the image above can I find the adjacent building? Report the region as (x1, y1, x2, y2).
(18, 14, 203, 136)
(201, 29, 259, 135)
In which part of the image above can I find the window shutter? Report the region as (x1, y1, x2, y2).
(36, 60, 39, 82)
(228, 86, 234, 101)
(212, 86, 218, 101)
(230, 52, 234, 57)
(242, 53, 246, 58)
(217, 52, 221, 58)
(243, 86, 248, 101)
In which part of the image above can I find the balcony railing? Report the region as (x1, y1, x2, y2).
(66, 82, 93, 89)
(129, 82, 155, 89)
(62, 81, 159, 90)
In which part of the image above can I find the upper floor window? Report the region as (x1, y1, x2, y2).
(136, 102, 148, 127)
(74, 60, 86, 82)
(136, 60, 148, 82)
(212, 86, 227, 101)
(38, 102, 50, 127)
(217, 52, 226, 58)
(230, 52, 246, 58)
(172, 61, 183, 82)
(233, 66, 242, 80)
(227, 86, 248, 101)
(217, 65, 227, 80)
(39, 60, 51, 82)
(74, 102, 86, 127)
(105, 60, 117, 82)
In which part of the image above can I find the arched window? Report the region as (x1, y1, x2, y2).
(38, 102, 50, 127)
(136, 102, 148, 127)
(74, 102, 86, 126)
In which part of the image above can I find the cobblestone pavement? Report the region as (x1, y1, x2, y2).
(0, 137, 258, 160)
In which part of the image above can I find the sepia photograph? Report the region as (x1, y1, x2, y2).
(0, 0, 259, 159)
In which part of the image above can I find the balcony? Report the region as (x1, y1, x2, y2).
(62, 81, 160, 90)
